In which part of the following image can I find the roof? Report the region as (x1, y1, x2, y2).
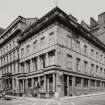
(0, 16, 23, 38)
(0, 28, 5, 35)
(18, 7, 105, 52)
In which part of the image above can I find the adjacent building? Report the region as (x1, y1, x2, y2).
(89, 12, 105, 44)
(0, 16, 37, 94)
(0, 27, 4, 92)
(0, 7, 105, 97)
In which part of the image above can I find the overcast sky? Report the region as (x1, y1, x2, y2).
(0, 0, 105, 28)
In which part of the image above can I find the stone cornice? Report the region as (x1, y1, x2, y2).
(18, 7, 105, 52)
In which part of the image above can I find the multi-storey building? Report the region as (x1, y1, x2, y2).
(90, 12, 105, 44)
(1, 7, 105, 97)
(17, 7, 105, 97)
(0, 28, 4, 92)
(0, 16, 37, 94)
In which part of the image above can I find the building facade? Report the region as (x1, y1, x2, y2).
(89, 12, 105, 44)
(0, 7, 105, 97)
(0, 16, 37, 94)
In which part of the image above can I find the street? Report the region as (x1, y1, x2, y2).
(60, 93, 105, 105)
(0, 93, 105, 105)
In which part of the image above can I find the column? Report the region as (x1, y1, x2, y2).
(23, 79, 25, 94)
(8, 79, 10, 89)
(56, 72, 64, 97)
(95, 80, 97, 91)
(3, 79, 5, 90)
(1, 79, 3, 90)
(44, 75, 47, 92)
(81, 78, 84, 95)
(32, 78, 34, 88)
(38, 76, 40, 97)
(100, 81, 102, 89)
(18, 79, 22, 93)
(46, 76, 50, 98)
(24, 79, 28, 94)
(72, 76, 75, 96)
(47, 77, 49, 93)
(53, 73, 56, 92)
(17, 80, 20, 93)
(88, 79, 91, 93)
(38, 76, 40, 92)
(102, 82, 104, 89)
(67, 75, 70, 96)
(7, 79, 8, 89)
(12, 78, 15, 90)
(4, 79, 6, 90)
(16, 78, 18, 93)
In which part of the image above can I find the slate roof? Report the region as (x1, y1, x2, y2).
(0, 28, 4, 35)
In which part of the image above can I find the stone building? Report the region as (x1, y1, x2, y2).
(90, 12, 105, 44)
(0, 28, 4, 92)
(0, 7, 105, 97)
(17, 7, 105, 97)
(0, 16, 37, 93)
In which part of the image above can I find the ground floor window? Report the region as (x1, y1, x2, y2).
(75, 77, 81, 87)
(97, 81, 100, 87)
(91, 80, 95, 87)
(28, 78, 32, 87)
(84, 79, 88, 87)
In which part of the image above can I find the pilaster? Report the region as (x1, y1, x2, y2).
(81, 78, 84, 95)
(72, 76, 75, 96)
(53, 73, 56, 92)
(67, 75, 70, 96)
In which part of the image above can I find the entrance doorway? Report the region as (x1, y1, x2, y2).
(64, 75, 72, 96)
(64, 75, 67, 96)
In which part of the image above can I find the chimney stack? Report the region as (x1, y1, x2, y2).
(98, 12, 105, 26)
(90, 17, 97, 28)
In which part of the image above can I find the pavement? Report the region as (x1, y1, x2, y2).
(0, 92, 105, 105)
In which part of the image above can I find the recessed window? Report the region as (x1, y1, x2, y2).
(67, 35, 72, 49)
(48, 51, 55, 65)
(84, 45, 87, 54)
(91, 64, 94, 75)
(91, 80, 95, 87)
(4, 48, 5, 53)
(21, 63, 24, 73)
(28, 78, 32, 87)
(96, 66, 99, 76)
(49, 32, 54, 46)
(41, 37, 45, 49)
(75, 77, 81, 87)
(76, 58, 81, 72)
(21, 48, 24, 57)
(100, 68, 103, 76)
(40, 54, 46, 69)
(33, 40, 37, 49)
(96, 52, 98, 57)
(1, 49, 2, 54)
(13, 40, 15, 47)
(26, 45, 30, 55)
(76, 40, 80, 52)
(33, 57, 38, 71)
(26, 60, 31, 72)
(67, 54, 72, 69)
(91, 49, 94, 56)
(84, 61, 88, 73)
